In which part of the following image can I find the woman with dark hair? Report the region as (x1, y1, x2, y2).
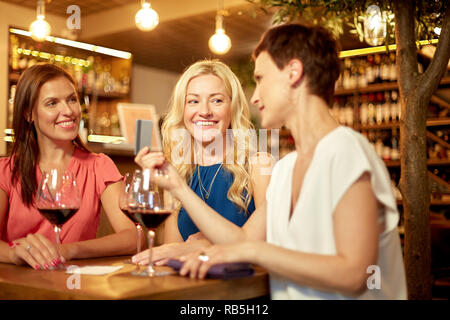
(0, 63, 137, 270)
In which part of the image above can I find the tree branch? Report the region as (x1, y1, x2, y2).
(393, 0, 418, 94)
(419, 3, 450, 100)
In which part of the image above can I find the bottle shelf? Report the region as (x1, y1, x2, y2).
(335, 76, 450, 96)
(385, 159, 450, 167)
(356, 118, 450, 130)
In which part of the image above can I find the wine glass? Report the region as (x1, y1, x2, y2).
(127, 168, 174, 277)
(35, 169, 80, 269)
(119, 172, 143, 264)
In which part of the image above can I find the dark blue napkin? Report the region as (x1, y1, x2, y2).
(167, 259, 254, 279)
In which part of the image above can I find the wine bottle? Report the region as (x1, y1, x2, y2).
(359, 94, 368, 125)
(389, 52, 397, 81)
(381, 54, 390, 83)
(383, 91, 391, 123)
(390, 91, 399, 122)
(391, 128, 400, 160)
(373, 54, 382, 83)
(375, 92, 384, 124)
(367, 93, 376, 125)
(366, 55, 375, 85)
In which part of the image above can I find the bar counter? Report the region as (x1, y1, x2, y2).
(0, 256, 270, 300)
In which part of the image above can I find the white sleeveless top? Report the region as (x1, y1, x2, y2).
(266, 126, 407, 300)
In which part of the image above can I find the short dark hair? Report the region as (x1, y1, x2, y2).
(252, 23, 341, 105)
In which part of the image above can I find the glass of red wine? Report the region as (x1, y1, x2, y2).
(127, 168, 174, 277)
(36, 169, 80, 269)
(119, 172, 143, 264)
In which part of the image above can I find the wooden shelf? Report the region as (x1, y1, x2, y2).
(335, 81, 398, 96)
(356, 122, 400, 130)
(427, 159, 450, 166)
(354, 118, 450, 130)
(397, 199, 450, 206)
(427, 118, 450, 126)
(8, 73, 20, 82)
(385, 160, 401, 167)
(335, 76, 450, 96)
(385, 159, 450, 167)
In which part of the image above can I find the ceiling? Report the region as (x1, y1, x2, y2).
(4, 0, 367, 73)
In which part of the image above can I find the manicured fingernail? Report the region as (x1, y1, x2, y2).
(8, 241, 15, 247)
(44, 263, 50, 270)
(35, 264, 40, 270)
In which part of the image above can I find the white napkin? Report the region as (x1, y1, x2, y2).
(65, 265, 123, 275)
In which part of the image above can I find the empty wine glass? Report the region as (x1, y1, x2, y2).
(35, 169, 80, 269)
(126, 168, 174, 276)
(119, 172, 143, 265)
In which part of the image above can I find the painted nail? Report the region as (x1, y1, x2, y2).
(51, 260, 57, 267)
(35, 264, 40, 270)
(8, 241, 15, 248)
(44, 263, 50, 270)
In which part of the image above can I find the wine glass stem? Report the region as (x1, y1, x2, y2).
(136, 224, 142, 254)
(147, 230, 155, 276)
(54, 225, 64, 269)
(54, 225, 62, 245)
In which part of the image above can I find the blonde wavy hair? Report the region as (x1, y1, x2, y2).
(162, 59, 255, 213)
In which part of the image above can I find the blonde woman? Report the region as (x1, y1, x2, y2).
(132, 60, 273, 266)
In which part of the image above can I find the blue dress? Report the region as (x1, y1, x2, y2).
(177, 163, 255, 241)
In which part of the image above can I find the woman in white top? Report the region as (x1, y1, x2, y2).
(136, 23, 407, 299)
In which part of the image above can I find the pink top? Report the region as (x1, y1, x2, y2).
(0, 148, 123, 243)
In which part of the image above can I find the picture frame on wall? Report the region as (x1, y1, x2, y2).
(116, 103, 160, 147)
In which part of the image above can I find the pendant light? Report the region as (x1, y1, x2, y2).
(209, 0, 231, 55)
(363, 4, 386, 46)
(29, 0, 51, 42)
(135, 0, 159, 31)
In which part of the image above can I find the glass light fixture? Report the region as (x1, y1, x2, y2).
(135, 0, 159, 31)
(29, 0, 51, 42)
(209, 0, 231, 55)
(363, 4, 386, 46)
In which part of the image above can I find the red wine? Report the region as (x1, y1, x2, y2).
(131, 209, 172, 229)
(122, 208, 140, 225)
(38, 208, 78, 226)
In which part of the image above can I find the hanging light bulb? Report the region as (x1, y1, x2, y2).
(30, 0, 51, 42)
(135, 0, 159, 31)
(363, 4, 386, 46)
(209, 0, 231, 55)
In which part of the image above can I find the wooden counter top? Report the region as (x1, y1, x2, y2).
(0, 256, 269, 300)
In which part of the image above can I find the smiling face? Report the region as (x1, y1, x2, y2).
(183, 74, 232, 144)
(31, 76, 81, 146)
